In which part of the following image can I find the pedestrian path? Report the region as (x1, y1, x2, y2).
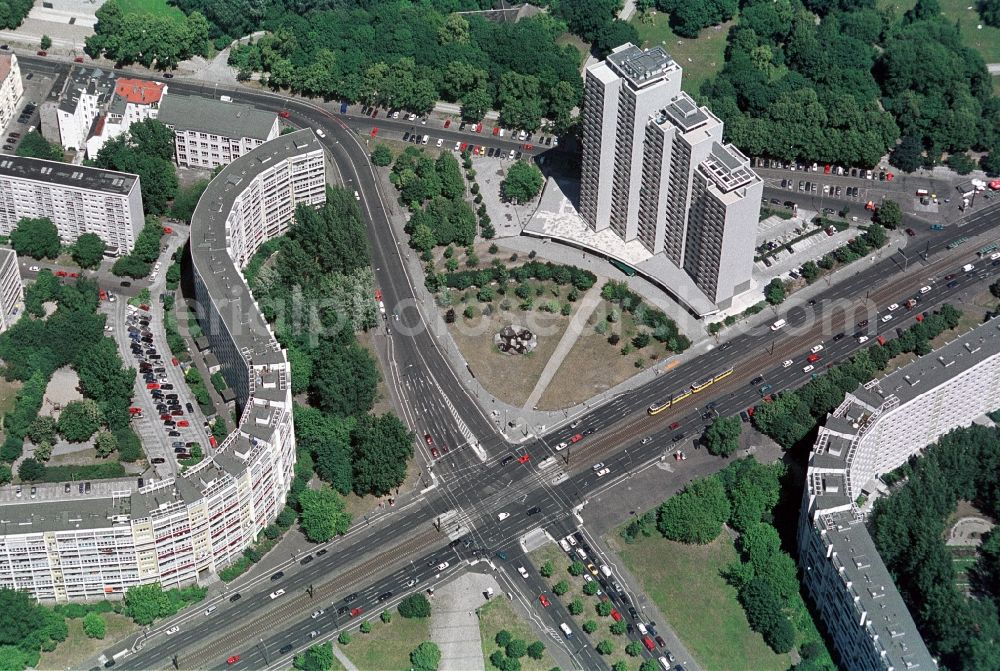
(332, 644, 360, 671)
(521, 282, 604, 410)
(431, 573, 494, 671)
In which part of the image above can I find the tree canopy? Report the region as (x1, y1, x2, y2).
(72, 233, 107, 269)
(11, 217, 60, 260)
(95, 121, 178, 215)
(297, 487, 351, 542)
(350, 413, 414, 497)
(657, 474, 730, 544)
(15, 130, 63, 162)
(85, 0, 210, 68)
(501, 161, 544, 204)
(703, 415, 742, 457)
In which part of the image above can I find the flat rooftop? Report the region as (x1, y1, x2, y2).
(57, 67, 116, 114)
(700, 142, 759, 192)
(656, 92, 714, 132)
(189, 128, 322, 359)
(606, 43, 678, 88)
(158, 95, 276, 140)
(0, 156, 137, 196)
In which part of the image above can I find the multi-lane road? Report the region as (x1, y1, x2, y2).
(17, 55, 1000, 671)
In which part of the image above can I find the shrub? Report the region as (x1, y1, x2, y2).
(398, 593, 431, 618)
(582, 619, 598, 634)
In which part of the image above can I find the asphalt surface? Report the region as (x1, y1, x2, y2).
(18, 55, 1000, 671)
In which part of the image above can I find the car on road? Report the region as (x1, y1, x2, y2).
(806, 353, 821, 363)
(350, 607, 363, 617)
(591, 462, 604, 472)
(311, 609, 324, 618)
(782, 359, 793, 368)
(803, 365, 815, 373)
(497, 512, 510, 521)
(906, 228, 916, 237)
(881, 314, 893, 323)
(430, 446, 439, 459)
(517, 453, 530, 464)
(526, 505, 541, 516)
(269, 589, 285, 599)
(354, 190, 360, 201)
(643, 636, 656, 651)
(437, 560, 450, 571)
(595, 467, 611, 477)
(887, 303, 899, 312)
(344, 593, 358, 602)
(538, 594, 550, 607)
(227, 656, 240, 665)
(810, 344, 824, 353)
(857, 335, 869, 343)
(500, 455, 514, 466)
(424, 433, 433, 445)
(279, 645, 293, 654)
(586, 563, 598, 576)
(668, 421, 680, 430)
(555, 441, 568, 451)
(518, 566, 529, 578)
(377, 591, 393, 602)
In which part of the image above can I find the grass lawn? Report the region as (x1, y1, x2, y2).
(939, 0, 1000, 64)
(114, 0, 186, 22)
(615, 533, 791, 671)
(339, 614, 430, 671)
(0, 375, 22, 419)
(39, 613, 139, 671)
(629, 11, 731, 97)
(555, 32, 591, 68)
(478, 597, 557, 671)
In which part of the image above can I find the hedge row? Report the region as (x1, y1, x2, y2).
(441, 260, 596, 293)
(35, 462, 127, 483)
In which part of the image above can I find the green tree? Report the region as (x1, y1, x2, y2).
(398, 593, 431, 619)
(506, 639, 527, 658)
(764, 278, 786, 306)
(596, 640, 613, 655)
(350, 413, 414, 497)
(495, 630, 513, 648)
(359, 621, 372, 634)
(568, 561, 585, 576)
(874, 199, 902, 229)
(639, 660, 659, 671)
(380, 610, 392, 624)
(611, 662, 629, 671)
(72, 233, 107, 269)
(40, 34, 51, 50)
(501, 161, 543, 204)
(297, 487, 351, 542)
(703, 416, 742, 457)
(123, 582, 168, 625)
(891, 135, 923, 172)
(568, 598, 584, 615)
(82, 612, 106, 639)
(294, 404, 353, 495)
(552, 580, 569, 596)
(411, 641, 441, 671)
(657, 475, 731, 544)
(596, 601, 612, 617)
(338, 631, 351, 645)
(610, 620, 626, 635)
(293, 642, 334, 671)
(0, 588, 47, 645)
(981, 0, 1000, 26)
(20, 457, 47, 481)
(16, 130, 63, 161)
(0, 646, 29, 671)
(625, 641, 644, 656)
(583, 581, 599, 596)
(94, 431, 118, 458)
(169, 180, 208, 223)
(539, 560, 554, 578)
(582, 619, 598, 634)
(27, 415, 57, 446)
(308, 340, 378, 417)
(371, 144, 393, 167)
(527, 641, 545, 660)
(58, 399, 102, 442)
(11, 217, 60, 260)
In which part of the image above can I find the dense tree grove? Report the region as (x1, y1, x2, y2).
(870, 424, 1000, 670)
(11, 218, 60, 260)
(85, 0, 210, 68)
(15, 131, 63, 162)
(393, 148, 477, 249)
(216, 1, 582, 128)
(700, 0, 1000, 168)
(95, 120, 178, 216)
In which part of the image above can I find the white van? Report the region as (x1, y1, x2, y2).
(422, 135, 430, 145)
(559, 623, 573, 639)
(219, 95, 232, 102)
(658, 657, 671, 670)
(963, 264, 975, 272)
(770, 319, 786, 331)
(599, 564, 612, 578)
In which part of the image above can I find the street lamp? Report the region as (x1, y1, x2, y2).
(259, 637, 268, 664)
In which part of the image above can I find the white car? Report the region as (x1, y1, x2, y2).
(641, 436, 653, 445)
(316, 128, 326, 138)
(782, 359, 793, 368)
(920, 286, 932, 294)
(498, 128, 505, 138)
(497, 512, 510, 521)
(810, 344, 824, 354)
(887, 303, 899, 312)
(436, 561, 450, 571)
(881, 314, 893, 323)
(165, 626, 179, 635)
(406, 578, 417, 587)
(565, 534, 577, 547)
(204, 606, 217, 615)
(408, 113, 416, 121)
(435, 138, 443, 148)
(591, 462, 604, 472)
(391, 111, 400, 119)
(269, 589, 285, 599)
(508, 149, 515, 160)
(857, 335, 869, 343)
(354, 190, 361, 201)
(311, 609, 324, 619)
(454, 141, 461, 152)
(803, 365, 814, 373)
(555, 441, 568, 451)
(595, 468, 611, 477)
(378, 300, 386, 314)
(559, 538, 571, 552)
(28, 265, 39, 272)
(517, 566, 529, 578)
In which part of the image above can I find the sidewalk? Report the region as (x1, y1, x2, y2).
(431, 572, 492, 671)
(521, 281, 605, 410)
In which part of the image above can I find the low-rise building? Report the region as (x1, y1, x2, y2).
(0, 53, 23, 133)
(53, 68, 116, 152)
(85, 78, 167, 158)
(799, 318, 1000, 670)
(0, 248, 23, 332)
(0, 156, 144, 255)
(157, 95, 279, 169)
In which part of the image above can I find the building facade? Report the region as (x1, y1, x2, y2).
(0, 248, 23, 333)
(0, 129, 324, 602)
(578, 43, 761, 310)
(85, 78, 167, 158)
(54, 68, 116, 152)
(157, 95, 280, 169)
(0, 53, 23, 134)
(798, 318, 1000, 670)
(0, 156, 144, 255)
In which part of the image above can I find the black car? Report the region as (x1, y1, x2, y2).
(833, 333, 845, 341)
(270, 571, 284, 581)
(168, 430, 181, 437)
(229, 593, 242, 602)
(857, 319, 869, 328)
(161, 383, 173, 389)
(500, 455, 514, 466)
(279, 645, 293, 654)
(300, 555, 313, 565)
(377, 591, 393, 602)
(583, 428, 595, 436)
(344, 593, 358, 602)
(655, 635, 666, 648)
(337, 606, 350, 615)
(628, 607, 639, 619)
(166, 393, 178, 399)
(750, 375, 764, 386)
(120, 281, 131, 287)
(317, 549, 328, 556)
(186, 402, 194, 413)
(163, 73, 174, 78)
(526, 506, 541, 516)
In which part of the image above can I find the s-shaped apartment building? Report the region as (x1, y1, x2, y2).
(0, 129, 325, 602)
(799, 318, 1000, 670)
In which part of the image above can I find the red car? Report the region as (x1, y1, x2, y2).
(370, 127, 378, 138)
(160, 414, 172, 421)
(523, 143, 533, 150)
(424, 433, 433, 445)
(36, 50, 46, 56)
(55, 270, 67, 277)
(807, 353, 822, 363)
(177, 420, 190, 427)
(68, 272, 78, 278)
(227, 656, 240, 665)
(74, 56, 84, 63)
(129, 407, 143, 415)
(146, 383, 160, 390)
(642, 636, 655, 652)
(492, 126, 500, 136)
(538, 594, 550, 607)
(99, 289, 108, 300)
(990, 179, 1000, 190)
(139, 304, 150, 311)
(610, 609, 622, 622)
(171, 358, 180, 366)
(350, 607, 363, 617)
(570, 433, 583, 443)
(163, 226, 173, 235)
(460, 142, 468, 152)
(443, 119, 451, 128)
(517, 453, 530, 464)
(886, 172, 894, 181)
(474, 123, 482, 133)
(375, 289, 382, 301)
(279, 110, 290, 118)
(209, 436, 218, 448)
(430, 447, 439, 459)
(669, 421, 680, 430)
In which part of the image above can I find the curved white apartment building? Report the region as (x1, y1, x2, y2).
(0, 129, 325, 602)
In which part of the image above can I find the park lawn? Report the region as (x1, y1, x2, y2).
(938, 0, 1000, 64)
(115, 0, 186, 22)
(39, 613, 139, 671)
(616, 532, 791, 671)
(339, 614, 429, 671)
(629, 12, 731, 97)
(478, 596, 557, 671)
(0, 375, 22, 418)
(555, 32, 591, 67)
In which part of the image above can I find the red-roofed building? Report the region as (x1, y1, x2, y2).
(86, 78, 167, 157)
